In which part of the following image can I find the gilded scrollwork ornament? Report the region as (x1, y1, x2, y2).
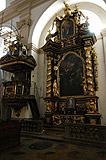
(86, 99, 97, 113)
(53, 115, 62, 125)
(61, 41, 64, 48)
(54, 36, 58, 42)
(54, 101, 58, 112)
(46, 30, 52, 42)
(72, 116, 85, 124)
(54, 65, 58, 76)
(46, 101, 52, 113)
(63, 1, 72, 16)
(73, 37, 76, 45)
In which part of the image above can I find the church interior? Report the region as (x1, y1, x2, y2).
(0, 0, 106, 159)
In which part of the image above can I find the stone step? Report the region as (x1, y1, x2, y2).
(44, 125, 64, 132)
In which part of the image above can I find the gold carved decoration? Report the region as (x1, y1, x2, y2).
(52, 115, 62, 125)
(86, 99, 97, 113)
(46, 101, 52, 113)
(72, 116, 85, 124)
(55, 101, 58, 112)
(90, 119, 96, 125)
(63, 1, 72, 16)
(54, 65, 58, 76)
(46, 56, 52, 97)
(92, 47, 99, 91)
(52, 114, 85, 125)
(82, 76, 87, 95)
(84, 47, 95, 95)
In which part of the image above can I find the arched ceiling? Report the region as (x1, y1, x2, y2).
(31, 0, 106, 48)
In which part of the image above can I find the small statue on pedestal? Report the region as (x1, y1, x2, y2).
(53, 80, 59, 97)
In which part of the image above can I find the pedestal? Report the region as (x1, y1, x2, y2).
(44, 112, 53, 126)
(85, 113, 101, 124)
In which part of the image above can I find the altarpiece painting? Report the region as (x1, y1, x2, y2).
(59, 53, 83, 96)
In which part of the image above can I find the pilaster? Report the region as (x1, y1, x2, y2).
(16, 2, 31, 45)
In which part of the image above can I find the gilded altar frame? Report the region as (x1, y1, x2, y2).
(42, 1, 100, 126)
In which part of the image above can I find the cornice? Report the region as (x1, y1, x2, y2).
(96, 28, 106, 40)
(101, 28, 106, 37)
(27, 43, 38, 53)
(96, 34, 102, 40)
(0, 0, 50, 23)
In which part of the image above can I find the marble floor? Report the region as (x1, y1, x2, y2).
(0, 129, 106, 160)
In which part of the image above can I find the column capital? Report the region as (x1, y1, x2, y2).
(101, 28, 106, 37)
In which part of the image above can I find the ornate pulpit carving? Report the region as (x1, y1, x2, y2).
(0, 34, 39, 119)
(42, 2, 101, 126)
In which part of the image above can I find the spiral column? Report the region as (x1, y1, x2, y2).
(46, 57, 52, 97)
(92, 47, 99, 91)
(84, 47, 95, 95)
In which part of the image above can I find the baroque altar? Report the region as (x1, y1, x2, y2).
(42, 2, 101, 126)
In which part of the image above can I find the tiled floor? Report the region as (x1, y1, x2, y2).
(0, 130, 106, 160)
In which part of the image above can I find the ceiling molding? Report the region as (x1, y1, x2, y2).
(0, 0, 50, 23)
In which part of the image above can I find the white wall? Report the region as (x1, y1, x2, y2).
(95, 33, 106, 125)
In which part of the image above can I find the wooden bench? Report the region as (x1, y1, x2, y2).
(0, 121, 21, 151)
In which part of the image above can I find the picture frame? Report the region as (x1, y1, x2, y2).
(61, 19, 75, 39)
(67, 97, 75, 109)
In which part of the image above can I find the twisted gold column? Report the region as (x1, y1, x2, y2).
(92, 47, 99, 91)
(84, 47, 95, 95)
(46, 57, 52, 97)
(82, 75, 87, 95)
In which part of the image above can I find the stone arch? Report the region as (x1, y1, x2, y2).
(29, 0, 106, 48)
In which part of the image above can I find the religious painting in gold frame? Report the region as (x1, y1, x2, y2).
(57, 52, 86, 97)
(61, 19, 75, 40)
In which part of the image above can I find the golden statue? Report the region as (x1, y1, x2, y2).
(53, 80, 59, 97)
